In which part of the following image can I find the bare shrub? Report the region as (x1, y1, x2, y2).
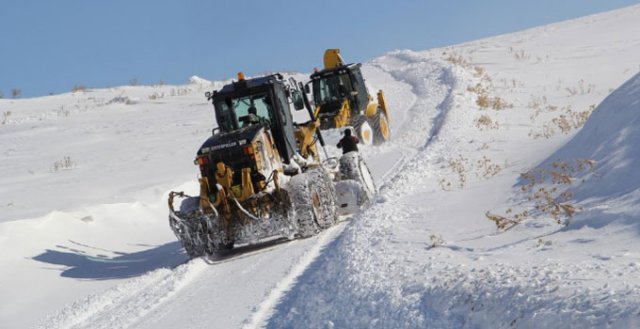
(445, 53, 472, 68)
(491, 97, 512, 110)
(148, 92, 165, 100)
(527, 96, 548, 111)
(440, 154, 503, 190)
(54, 105, 70, 117)
(52, 156, 76, 172)
(487, 159, 595, 230)
(477, 142, 491, 151)
(475, 114, 499, 131)
(0, 90, 4, 98)
(467, 83, 488, 95)
(2, 111, 11, 124)
(509, 79, 524, 88)
(486, 209, 529, 230)
(71, 85, 87, 93)
(129, 79, 139, 86)
(514, 50, 528, 61)
(170, 88, 191, 97)
(529, 104, 559, 122)
(439, 155, 469, 190)
(508, 47, 531, 61)
(468, 77, 512, 110)
(428, 234, 445, 249)
(107, 96, 134, 105)
(528, 125, 555, 140)
(475, 156, 502, 179)
(565, 87, 578, 97)
(11, 88, 21, 99)
(565, 79, 595, 96)
(529, 104, 595, 138)
(477, 94, 512, 110)
(473, 66, 485, 78)
(476, 94, 491, 109)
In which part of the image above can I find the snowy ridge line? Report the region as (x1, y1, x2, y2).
(38, 259, 208, 329)
(423, 66, 456, 149)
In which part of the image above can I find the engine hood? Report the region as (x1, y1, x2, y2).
(198, 124, 266, 155)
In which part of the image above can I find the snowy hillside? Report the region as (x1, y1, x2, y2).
(2, 4, 640, 329)
(541, 72, 640, 200)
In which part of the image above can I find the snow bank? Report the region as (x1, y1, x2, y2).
(531, 72, 640, 232)
(539, 72, 640, 200)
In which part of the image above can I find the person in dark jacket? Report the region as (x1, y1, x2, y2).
(244, 106, 268, 127)
(337, 128, 359, 154)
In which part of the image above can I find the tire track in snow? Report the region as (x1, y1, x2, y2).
(242, 224, 346, 329)
(38, 259, 208, 329)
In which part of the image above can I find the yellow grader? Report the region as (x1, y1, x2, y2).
(168, 73, 376, 258)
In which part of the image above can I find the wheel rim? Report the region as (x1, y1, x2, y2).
(379, 113, 390, 140)
(311, 190, 321, 220)
(358, 121, 374, 145)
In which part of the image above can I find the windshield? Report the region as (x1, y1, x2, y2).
(312, 73, 353, 105)
(215, 91, 273, 131)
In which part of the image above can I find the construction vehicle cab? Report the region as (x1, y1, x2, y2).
(312, 64, 369, 125)
(310, 49, 391, 145)
(208, 73, 301, 165)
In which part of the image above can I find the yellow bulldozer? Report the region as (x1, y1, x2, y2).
(309, 49, 391, 145)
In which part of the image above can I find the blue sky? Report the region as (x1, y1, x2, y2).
(1, 0, 639, 98)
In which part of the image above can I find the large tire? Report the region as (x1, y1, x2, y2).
(307, 167, 339, 228)
(339, 152, 376, 205)
(351, 115, 374, 146)
(371, 108, 390, 145)
(287, 168, 338, 238)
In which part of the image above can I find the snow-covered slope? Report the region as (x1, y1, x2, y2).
(2, 4, 640, 329)
(541, 72, 640, 200)
(267, 5, 640, 328)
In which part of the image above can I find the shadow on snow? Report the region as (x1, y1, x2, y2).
(32, 241, 189, 280)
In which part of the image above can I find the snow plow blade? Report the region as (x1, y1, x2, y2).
(168, 190, 297, 258)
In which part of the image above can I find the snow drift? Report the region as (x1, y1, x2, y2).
(540, 72, 640, 201)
